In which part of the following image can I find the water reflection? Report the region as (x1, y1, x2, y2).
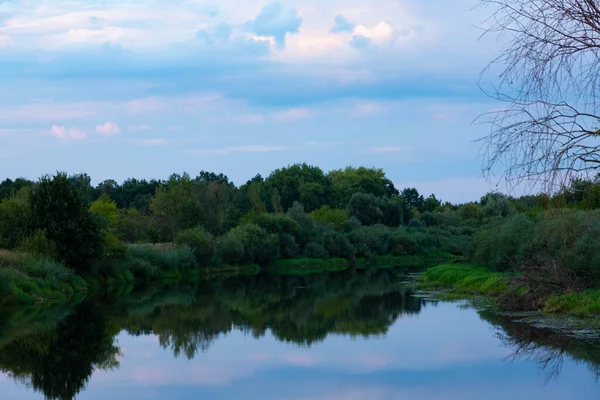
(0, 268, 598, 400)
(480, 312, 600, 381)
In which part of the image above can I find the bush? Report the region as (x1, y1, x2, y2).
(233, 224, 280, 265)
(176, 227, 215, 266)
(310, 206, 348, 231)
(102, 232, 128, 259)
(217, 232, 245, 265)
(128, 244, 196, 271)
(348, 193, 383, 226)
(21, 258, 74, 288)
(389, 230, 419, 255)
(126, 258, 161, 283)
(18, 230, 59, 260)
(322, 231, 355, 259)
(304, 242, 328, 259)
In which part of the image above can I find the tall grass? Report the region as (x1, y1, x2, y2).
(419, 263, 508, 295)
(127, 244, 197, 271)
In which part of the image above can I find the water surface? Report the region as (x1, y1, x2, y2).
(0, 268, 598, 399)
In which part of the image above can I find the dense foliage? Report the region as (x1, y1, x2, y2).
(0, 165, 599, 304)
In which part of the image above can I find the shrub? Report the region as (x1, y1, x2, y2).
(233, 224, 280, 265)
(310, 206, 348, 231)
(22, 258, 74, 288)
(17, 230, 59, 260)
(322, 231, 355, 259)
(217, 232, 245, 265)
(128, 244, 196, 271)
(348, 193, 383, 226)
(304, 242, 328, 258)
(176, 227, 215, 266)
(389, 230, 419, 255)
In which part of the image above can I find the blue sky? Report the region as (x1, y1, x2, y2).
(0, 0, 513, 202)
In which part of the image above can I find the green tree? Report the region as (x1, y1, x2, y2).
(150, 173, 201, 241)
(176, 227, 215, 266)
(310, 206, 348, 231)
(347, 193, 383, 226)
(0, 188, 30, 249)
(29, 173, 103, 270)
(217, 232, 245, 264)
(422, 194, 442, 212)
(264, 163, 330, 212)
(328, 167, 398, 208)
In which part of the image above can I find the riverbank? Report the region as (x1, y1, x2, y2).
(0, 246, 454, 305)
(418, 263, 600, 318)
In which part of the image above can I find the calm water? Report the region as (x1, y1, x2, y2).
(0, 268, 598, 400)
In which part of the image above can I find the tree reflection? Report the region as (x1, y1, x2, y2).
(0, 301, 121, 400)
(480, 311, 600, 382)
(1, 268, 599, 399)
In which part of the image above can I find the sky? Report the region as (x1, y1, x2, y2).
(0, 0, 517, 203)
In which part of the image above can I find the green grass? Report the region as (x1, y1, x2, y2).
(0, 250, 89, 305)
(418, 263, 508, 295)
(544, 289, 600, 317)
(271, 258, 349, 275)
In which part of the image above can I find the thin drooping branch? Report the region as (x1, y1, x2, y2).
(478, 0, 600, 188)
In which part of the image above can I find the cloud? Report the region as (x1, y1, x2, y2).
(49, 125, 86, 141)
(354, 22, 394, 44)
(349, 34, 372, 49)
(367, 146, 412, 154)
(128, 124, 151, 131)
(355, 102, 391, 116)
(126, 98, 163, 115)
(95, 122, 121, 136)
(249, 2, 302, 47)
(0, 34, 12, 48)
(134, 138, 166, 146)
(236, 114, 264, 124)
(185, 145, 289, 155)
(274, 108, 311, 122)
(331, 15, 355, 33)
(305, 141, 338, 147)
(349, 21, 404, 50)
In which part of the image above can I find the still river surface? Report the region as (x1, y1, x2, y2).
(0, 268, 598, 399)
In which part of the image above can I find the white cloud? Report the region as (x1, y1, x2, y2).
(355, 102, 391, 116)
(305, 141, 338, 147)
(49, 125, 86, 141)
(134, 138, 167, 146)
(0, 35, 13, 48)
(354, 21, 394, 44)
(274, 108, 312, 122)
(126, 98, 163, 115)
(0, 100, 106, 122)
(128, 124, 151, 131)
(367, 146, 411, 154)
(96, 122, 121, 136)
(236, 114, 264, 124)
(185, 145, 289, 155)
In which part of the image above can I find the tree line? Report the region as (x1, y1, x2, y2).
(0, 164, 599, 304)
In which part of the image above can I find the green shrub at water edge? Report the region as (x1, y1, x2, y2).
(544, 290, 600, 317)
(128, 244, 196, 271)
(176, 227, 215, 266)
(17, 230, 59, 260)
(419, 263, 508, 295)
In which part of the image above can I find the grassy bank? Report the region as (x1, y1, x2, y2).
(418, 263, 600, 317)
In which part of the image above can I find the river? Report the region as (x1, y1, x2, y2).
(0, 268, 598, 399)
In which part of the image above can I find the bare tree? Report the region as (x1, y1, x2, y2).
(478, 0, 600, 190)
